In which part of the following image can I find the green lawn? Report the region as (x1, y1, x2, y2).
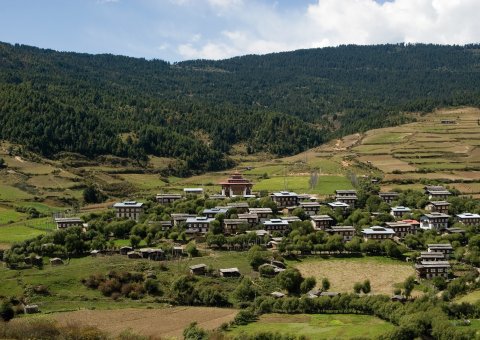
(0, 206, 26, 224)
(0, 224, 49, 244)
(253, 175, 353, 195)
(229, 313, 395, 339)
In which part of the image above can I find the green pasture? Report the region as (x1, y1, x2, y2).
(229, 313, 395, 339)
(0, 206, 26, 224)
(0, 184, 34, 201)
(362, 132, 411, 145)
(253, 175, 353, 195)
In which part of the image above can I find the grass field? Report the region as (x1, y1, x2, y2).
(0, 205, 25, 225)
(253, 175, 353, 195)
(46, 307, 238, 339)
(229, 313, 394, 339)
(293, 256, 415, 295)
(456, 290, 480, 304)
(0, 224, 48, 244)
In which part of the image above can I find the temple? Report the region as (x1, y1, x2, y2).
(219, 172, 253, 197)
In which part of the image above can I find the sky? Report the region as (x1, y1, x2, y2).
(0, 0, 479, 62)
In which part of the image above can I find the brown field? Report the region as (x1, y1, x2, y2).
(357, 155, 416, 173)
(295, 258, 415, 295)
(50, 307, 238, 339)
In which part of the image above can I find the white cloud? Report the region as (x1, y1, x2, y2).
(176, 0, 480, 60)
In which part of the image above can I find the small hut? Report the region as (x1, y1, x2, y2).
(189, 264, 207, 275)
(49, 258, 64, 266)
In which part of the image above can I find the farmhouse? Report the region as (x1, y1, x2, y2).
(415, 261, 450, 279)
(362, 226, 395, 241)
(427, 243, 453, 259)
(328, 225, 355, 241)
(271, 191, 299, 208)
(425, 201, 450, 214)
(327, 201, 350, 213)
(219, 267, 241, 277)
(203, 207, 228, 218)
(426, 190, 451, 200)
(139, 248, 165, 261)
(237, 213, 259, 226)
(190, 264, 207, 275)
(171, 213, 196, 226)
(184, 188, 204, 196)
(173, 246, 184, 257)
(113, 201, 144, 221)
(456, 213, 480, 227)
(378, 192, 399, 204)
(219, 172, 253, 197)
(334, 190, 358, 208)
(418, 251, 445, 262)
(223, 219, 248, 235)
(311, 215, 335, 230)
(54, 217, 83, 229)
(424, 185, 446, 192)
(390, 206, 412, 218)
(263, 218, 290, 233)
(248, 208, 273, 222)
(227, 202, 250, 213)
(385, 221, 416, 238)
(186, 216, 214, 234)
(299, 201, 321, 216)
(420, 213, 450, 230)
(156, 193, 182, 205)
(24, 304, 39, 314)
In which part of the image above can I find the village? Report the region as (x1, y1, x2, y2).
(48, 172, 480, 284)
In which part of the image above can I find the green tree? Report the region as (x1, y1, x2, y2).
(129, 235, 141, 249)
(277, 268, 304, 294)
(0, 158, 5, 169)
(321, 277, 330, 291)
(183, 322, 208, 340)
(353, 282, 362, 294)
(362, 279, 371, 294)
(0, 301, 14, 322)
(403, 276, 416, 297)
(300, 277, 316, 294)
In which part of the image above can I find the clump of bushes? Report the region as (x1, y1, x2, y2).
(82, 270, 161, 300)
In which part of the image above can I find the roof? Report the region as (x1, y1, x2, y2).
(401, 219, 420, 225)
(271, 291, 286, 298)
(311, 215, 334, 221)
(264, 219, 289, 226)
(424, 185, 446, 191)
(415, 261, 451, 269)
(335, 190, 357, 194)
(190, 264, 207, 270)
(422, 212, 450, 219)
(385, 222, 412, 228)
(427, 201, 450, 206)
(248, 208, 273, 214)
(379, 192, 399, 196)
(420, 251, 445, 258)
(457, 213, 480, 219)
(428, 243, 453, 249)
(209, 194, 227, 199)
(328, 201, 350, 208)
(171, 213, 196, 219)
(224, 219, 248, 224)
(186, 217, 215, 223)
(238, 213, 258, 219)
(362, 226, 395, 235)
(156, 193, 182, 198)
(54, 217, 83, 223)
(330, 225, 355, 232)
(113, 201, 143, 208)
(184, 188, 204, 192)
(203, 208, 228, 215)
(281, 216, 301, 222)
(427, 190, 452, 195)
(246, 229, 270, 236)
(219, 267, 240, 273)
(391, 206, 411, 212)
(227, 202, 250, 208)
(299, 202, 321, 207)
(272, 191, 298, 197)
(335, 195, 358, 200)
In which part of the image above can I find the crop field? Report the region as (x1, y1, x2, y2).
(116, 173, 167, 191)
(0, 223, 48, 244)
(229, 313, 394, 339)
(48, 307, 238, 339)
(0, 205, 25, 224)
(293, 257, 415, 295)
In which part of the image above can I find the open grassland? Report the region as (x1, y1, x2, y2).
(293, 257, 415, 295)
(48, 307, 238, 339)
(229, 313, 394, 339)
(0, 251, 253, 313)
(252, 175, 353, 195)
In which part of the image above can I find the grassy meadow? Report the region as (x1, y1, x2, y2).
(229, 313, 394, 339)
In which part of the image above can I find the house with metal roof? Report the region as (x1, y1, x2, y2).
(420, 212, 450, 230)
(456, 213, 480, 227)
(271, 191, 299, 208)
(113, 201, 144, 221)
(390, 206, 412, 218)
(362, 226, 395, 241)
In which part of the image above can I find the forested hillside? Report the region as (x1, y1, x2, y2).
(1, 42, 480, 173)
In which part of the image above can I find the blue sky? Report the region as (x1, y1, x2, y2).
(1, 0, 479, 61)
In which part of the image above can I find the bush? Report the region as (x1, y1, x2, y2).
(0, 301, 14, 322)
(183, 322, 208, 340)
(233, 310, 257, 326)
